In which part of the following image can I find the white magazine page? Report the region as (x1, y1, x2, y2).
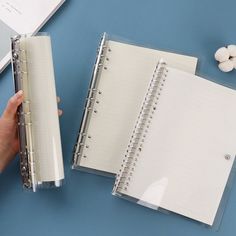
(0, 0, 64, 72)
(0, 0, 64, 33)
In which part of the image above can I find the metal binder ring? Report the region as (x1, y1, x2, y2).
(115, 62, 169, 192)
(12, 52, 18, 59)
(87, 97, 95, 101)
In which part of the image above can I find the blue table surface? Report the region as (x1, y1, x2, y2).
(1, 0, 236, 235)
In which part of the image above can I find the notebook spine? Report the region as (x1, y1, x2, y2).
(11, 35, 36, 191)
(72, 33, 109, 168)
(113, 60, 168, 194)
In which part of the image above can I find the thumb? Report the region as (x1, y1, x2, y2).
(2, 90, 24, 120)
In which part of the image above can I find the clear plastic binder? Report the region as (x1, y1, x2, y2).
(72, 32, 198, 176)
(11, 33, 64, 191)
(112, 60, 236, 228)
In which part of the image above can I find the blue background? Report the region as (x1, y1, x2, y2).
(0, 0, 236, 235)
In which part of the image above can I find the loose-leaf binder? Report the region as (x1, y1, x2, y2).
(11, 34, 64, 191)
(72, 33, 198, 176)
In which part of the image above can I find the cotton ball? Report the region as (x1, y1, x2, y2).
(214, 47, 230, 62)
(218, 60, 234, 72)
(227, 45, 236, 57)
(230, 57, 236, 69)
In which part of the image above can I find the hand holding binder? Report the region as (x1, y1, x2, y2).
(11, 33, 65, 191)
(0, 91, 63, 173)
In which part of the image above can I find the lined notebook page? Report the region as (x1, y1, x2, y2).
(78, 40, 198, 175)
(123, 67, 236, 225)
(22, 36, 64, 182)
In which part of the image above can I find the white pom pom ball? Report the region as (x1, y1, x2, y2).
(214, 47, 230, 62)
(230, 57, 236, 69)
(218, 60, 234, 72)
(228, 45, 236, 57)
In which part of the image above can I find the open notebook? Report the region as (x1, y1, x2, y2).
(11, 34, 64, 191)
(72, 33, 198, 175)
(112, 60, 236, 226)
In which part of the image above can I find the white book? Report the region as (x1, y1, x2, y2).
(113, 61, 236, 226)
(72, 33, 198, 176)
(0, 0, 65, 73)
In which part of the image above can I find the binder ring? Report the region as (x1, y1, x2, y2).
(73, 33, 108, 165)
(11, 35, 36, 190)
(114, 60, 168, 192)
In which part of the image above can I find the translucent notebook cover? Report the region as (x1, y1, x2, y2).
(112, 60, 236, 229)
(72, 32, 198, 177)
(11, 33, 64, 191)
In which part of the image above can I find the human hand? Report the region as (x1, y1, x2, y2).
(0, 91, 62, 172)
(0, 91, 24, 172)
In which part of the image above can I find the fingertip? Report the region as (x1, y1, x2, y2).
(58, 109, 63, 116)
(14, 90, 24, 106)
(16, 90, 23, 98)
